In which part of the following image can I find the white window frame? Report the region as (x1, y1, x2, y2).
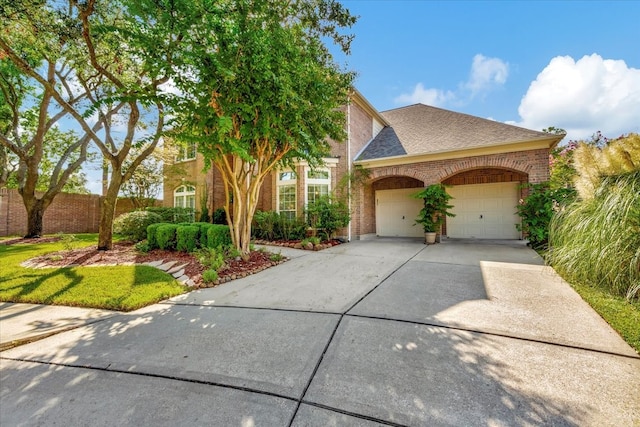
(174, 185, 196, 209)
(175, 143, 197, 162)
(276, 170, 297, 219)
(305, 167, 331, 206)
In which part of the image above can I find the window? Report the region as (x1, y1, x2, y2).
(174, 185, 196, 209)
(176, 143, 196, 162)
(306, 168, 330, 205)
(277, 170, 297, 219)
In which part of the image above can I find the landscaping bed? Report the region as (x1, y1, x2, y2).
(17, 239, 287, 289)
(253, 238, 342, 251)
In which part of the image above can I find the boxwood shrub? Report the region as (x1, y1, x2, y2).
(207, 225, 232, 249)
(176, 225, 200, 252)
(194, 222, 215, 248)
(156, 224, 179, 251)
(146, 223, 163, 249)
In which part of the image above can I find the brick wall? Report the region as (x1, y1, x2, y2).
(0, 188, 149, 237)
(351, 148, 550, 238)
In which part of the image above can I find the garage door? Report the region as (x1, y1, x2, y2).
(447, 182, 521, 239)
(376, 188, 424, 237)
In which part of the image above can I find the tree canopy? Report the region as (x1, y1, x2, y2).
(1, 0, 185, 246)
(171, 0, 356, 254)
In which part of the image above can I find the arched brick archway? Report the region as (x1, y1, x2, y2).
(364, 151, 542, 187)
(441, 167, 528, 186)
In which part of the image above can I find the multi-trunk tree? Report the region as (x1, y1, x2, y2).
(0, 8, 94, 237)
(172, 0, 356, 256)
(1, 0, 184, 248)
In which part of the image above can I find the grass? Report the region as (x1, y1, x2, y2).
(566, 278, 640, 354)
(548, 172, 640, 300)
(0, 234, 187, 312)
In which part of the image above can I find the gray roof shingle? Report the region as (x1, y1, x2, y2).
(356, 104, 558, 161)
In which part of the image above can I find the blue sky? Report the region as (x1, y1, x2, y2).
(83, 0, 640, 194)
(333, 0, 640, 142)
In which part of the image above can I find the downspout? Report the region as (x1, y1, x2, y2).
(347, 101, 352, 242)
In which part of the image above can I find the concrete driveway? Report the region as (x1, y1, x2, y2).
(1, 239, 639, 426)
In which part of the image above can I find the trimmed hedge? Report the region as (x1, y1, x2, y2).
(145, 222, 231, 253)
(177, 225, 200, 252)
(207, 224, 232, 249)
(146, 223, 163, 249)
(156, 224, 179, 251)
(195, 222, 215, 247)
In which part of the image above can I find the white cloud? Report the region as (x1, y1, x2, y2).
(394, 54, 509, 107)
(515, 54, 640, 141)
(393, 83, 455, 107)
(465, 54, 509, 96)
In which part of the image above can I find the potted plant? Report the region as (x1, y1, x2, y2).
(414, 184, 455, 244)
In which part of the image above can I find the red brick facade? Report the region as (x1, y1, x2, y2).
(163, 93, 553, 240)
(0, 188, 146, 237)
(351, 148, 550, 237)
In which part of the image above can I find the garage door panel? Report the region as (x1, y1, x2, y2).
(447, 182, 520, 239)
(376, 189, 424, 238)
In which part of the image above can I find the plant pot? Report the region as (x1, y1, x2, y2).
(425, 232, 437, 245)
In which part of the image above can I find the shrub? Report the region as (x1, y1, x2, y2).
(113, 210, 163, 242)
(146, 223, 163, 249)
(252, 210, 306, 241)
(193, 222, 214, 247)
(176, 225, 200, 252)
(548, 171, 640, 300)
(515, 183, 575, 250)
(253, 210, 278, 240)
(145, 207, 195, 223)
(212, 208, 227, 225)
(305, 196, 350, 240)
(198, 207, 210, 223)
(269, 252, 284, 262)
(156, 224, 179, 251)
(57, 232, 79, 252)
(202, 269, 219, 283)
(195, 247, 225, 271)
(135, 240, 151, 253)
(207, 225, 232, 249)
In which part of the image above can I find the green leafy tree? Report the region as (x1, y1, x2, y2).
(0, 8, 94, 237)
(172, 0, 356, 255)
(1, 0, 185, 248)
(119, 149, 165, 210)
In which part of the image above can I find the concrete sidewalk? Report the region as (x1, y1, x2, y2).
(1, 238, 639, 426)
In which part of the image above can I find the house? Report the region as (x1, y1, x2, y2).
(163, 90, 562, 240)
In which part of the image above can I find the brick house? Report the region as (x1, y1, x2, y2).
(163, 90, 562, 240)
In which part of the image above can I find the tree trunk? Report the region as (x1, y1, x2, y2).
(97, 174, 123, 251)
(24, 198, 47, 238)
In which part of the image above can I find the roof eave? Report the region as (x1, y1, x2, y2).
(350, 88, 390, 126)
(354, 136, 562, 167)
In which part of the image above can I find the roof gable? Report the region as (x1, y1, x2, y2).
(357, 104, 560, 161)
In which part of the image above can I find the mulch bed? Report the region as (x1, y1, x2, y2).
(8, 235, 341, 289)
(11, 239, 286, 289)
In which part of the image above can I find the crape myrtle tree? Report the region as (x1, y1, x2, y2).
(0, 0, 185, 248)
(172, 0, 356, 256)
(0, 8, 94, 237)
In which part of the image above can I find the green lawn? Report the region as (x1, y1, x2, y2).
(0, 235, 187, 312)
(565, 278, 640, 354)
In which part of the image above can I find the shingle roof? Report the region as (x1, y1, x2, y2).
(356, 104, 558, 161)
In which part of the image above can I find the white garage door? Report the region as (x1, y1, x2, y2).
(376, 188, 424, 238)
(447, 182, 521, 239)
